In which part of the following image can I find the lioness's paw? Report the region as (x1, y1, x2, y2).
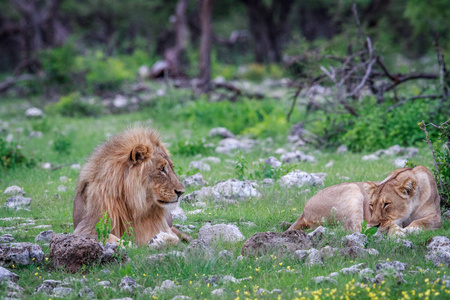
(404, 226, 421, 234)
(388, 225, 406, 237)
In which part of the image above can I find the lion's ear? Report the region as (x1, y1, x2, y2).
(130, 144, 152, 166)
(363, 181, 377, 197)
(397, 177, 417, 197)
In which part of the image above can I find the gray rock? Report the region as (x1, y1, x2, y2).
(274, 148, 286, 155)
(182, 179, 260, 203)
(426, 236, 450, 266)
(59, 176, 68, 182)
(320, 246, 338, 258)
(343, 232, 367, 248)
(97, 281, 111, 286)
(0, 242, 44, 265)
(394, 158, 407, 168)
(198, 223, 245, 245)
(143, 287, 154, 295)
(209, 127, 234, 139)
(35, 281, 59, 295)
(312, 276, 337, 284)
(189, 161, 211, 172)
(218, 250, 234, 259)
(362, 154, 379, 161)
(29, 131, 43, 139)
(184, 239, 213, 258)
(329, 272, 339, 278)
(243, 230, 312, 256)
(2, 279, 24, 296)
(119, 276, 142, 293)
(172, 296, 190, 300)
(211, 288, 225, 296)
(288, 122, 317, 144)
(3, 186, 25, 196)
(305, 248, 323, 266)
(0, 267, 19, 283)
(281, 151, 316, 163)
(375, 261, 407, 273)
(261, 178, 274, 187)
(427, 236, 450, 251)
(359, 268, 374, 277)
(307, 226, 328, 247)
(171, 205, 187, 222)
(395, 238, 414, 249)
(340, 263, 366, 275)
(56, 185, 67, 192)
(183, 173, 209, 188)
(279, 170, 324, 188)
(35, 230, 54, 243)
(71, 164, 81, 170)
(113, 95, 128, 108)
(0, 235, 15, 243)
(215, 138, 256, 154)
(78, 286, 95, 299)
(25, 107, 43, 118)
(159, 279, 177, 291)
(265, 156, 282, 168)
(222, 275, 237, 283)
(147, 251, 185, 264)
(4, 196, 31, 209)
(53, 287, 74, 298)
(201, 157, 221, 164)
(337, 145, 348, 153)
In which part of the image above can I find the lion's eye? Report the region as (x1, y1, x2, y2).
(160, 166, 166, 173)
(369, 204, 373, 210)
(383, 203, 390, 209)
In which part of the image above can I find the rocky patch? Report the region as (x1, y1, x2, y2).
(279, 170, 325, 188)
(242, 230, 312, 256)
(0, 242, 44, 266)
(182, 173, 209, 188)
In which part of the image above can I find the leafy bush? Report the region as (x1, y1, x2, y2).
(46, 93, 103, 117)
(0, 138, 35, 169)
(52, 133, 72, 155)
(171, 139, 212, 156)
(40, 42, 77, 85)
(76, 51, 134, 91)
(307, 97, 447, 151)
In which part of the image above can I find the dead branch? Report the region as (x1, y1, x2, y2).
(420, 120, 445, 195)
(287, 83, 303, 122)
(434, 35, 449, 102)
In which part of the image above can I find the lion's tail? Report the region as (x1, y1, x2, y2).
(285, 213, 309, 232)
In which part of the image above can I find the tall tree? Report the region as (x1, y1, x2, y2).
(241, 0, 294, 63)
(198, 0, 214, 92)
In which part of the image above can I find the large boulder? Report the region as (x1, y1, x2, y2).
(3, 186, 25, 196)
(183, 173, 209, 188)
(4, 195, 32, 209)
(242, 230, 312, 256)
(209, 127, 234, 139)
(279, 170, 325, 188)
(49, 234, 104, 273)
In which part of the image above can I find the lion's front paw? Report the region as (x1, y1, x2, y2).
(404, 226, 421, 235)
(148, 231, 179, 249)
(388, 224, 406, 237)
(106, 234, 121, 245)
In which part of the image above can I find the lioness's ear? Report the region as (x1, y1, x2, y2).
(130, 144, 152, 166)
(397, 177, 417, 197)
(364, 181, 377, 197)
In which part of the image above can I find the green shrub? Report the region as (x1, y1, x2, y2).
(40, 42, 77, 85)
(46, 93, 103, 117)
(307, 97, 446, 151)
(171, 139, 212, 156)
(52, 133, 72, 155)
(0, 138, 35, 169)
(76, 51, 134, 91)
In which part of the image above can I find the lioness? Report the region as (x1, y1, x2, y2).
(287, 166, 442, 235)
(73, 126, 190, 245)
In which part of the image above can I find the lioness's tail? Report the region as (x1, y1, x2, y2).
(285, 213, 308, 231)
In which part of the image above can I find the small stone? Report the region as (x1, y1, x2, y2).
(279, 170, 324, 188)
(4, 196, 31, 209)
(222, 275, 237, 283)
(265, 156, 282, 168)
(375, 261, 407, 273)
(325, 160, 334, 168)
(97, 281, 111, 286)
(171, 205, 187, 222)
(113, 95, 128, 108)
(159, 279, 177, 291)
(172, 296, 190, 300)
(307, 226, 327, 247)
(35, 230, 54, 243)
(305, 248, 323, 266)
(78, 286, 95, 299)
(209, 127, 234, 139)
(119, 276, 142, 292)
(362, 154, 379, 161)
(320, 246, 338, 258)
(59, 176, 68, 182)
(0, 234, 15, 243)
(340, 263, 366, 275)
(274, 148, 286, 155)
(395, 238, 414, 249)
(211, 288, 225, 296)
(183, 173, 209, 188)
(329, 272, 339, 278)
(57, 185, 67, 192)
(394, 158, 407, 168)
(337, 145, 348, 153)
(189, 161, 211, 172)
(343, 232, 367, 248)
(359, 268, 374, 277)
(25, 107, 43, 118)
(261, 178, 274, 186)
(198, 223, 245, 245)
(281, 151, 316, 163)
(0, 266, 19, 283)
(70, 164, 81, 170)
(53, 287, 74, 298)
(201, 157, 221, 164)
(312, 276, 337, 284)
(3, 186, 25, 196)
(218, 250, 234, 259)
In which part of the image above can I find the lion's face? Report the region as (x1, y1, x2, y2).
(364, 174, 417, 232)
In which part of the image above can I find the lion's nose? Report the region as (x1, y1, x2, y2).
(175, 189, 185, 198)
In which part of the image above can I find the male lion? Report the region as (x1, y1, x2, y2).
(287, 166, 442, 235)
(73, 126, 189, 245)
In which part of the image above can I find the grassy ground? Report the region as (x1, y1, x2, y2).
(0, 94, 449, 300)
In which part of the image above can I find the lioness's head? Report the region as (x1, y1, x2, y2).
(364, 168, 417, 232)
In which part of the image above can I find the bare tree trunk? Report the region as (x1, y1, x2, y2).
(198, 0, 214, 93)
(164, 0, 189, 76)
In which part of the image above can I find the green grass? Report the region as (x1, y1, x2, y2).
(0, 95, 449, 300)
